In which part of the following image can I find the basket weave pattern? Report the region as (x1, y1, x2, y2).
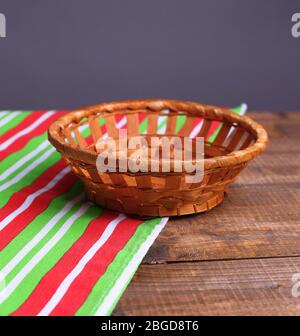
(48, 100, 268, 217)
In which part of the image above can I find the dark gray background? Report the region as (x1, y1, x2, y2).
(0, 0, 299, 111)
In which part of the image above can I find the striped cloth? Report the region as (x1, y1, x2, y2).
(0, 105, 246, 316)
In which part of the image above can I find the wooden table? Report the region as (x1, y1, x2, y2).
(113, 112, 300, 316)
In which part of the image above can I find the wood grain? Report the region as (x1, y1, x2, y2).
(114, 112, 300, 316)
(114, 257, 300, 316)
(143, 112, 300, 264)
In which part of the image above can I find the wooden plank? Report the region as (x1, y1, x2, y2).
(114, 256, 300, 316)
(143, 112, 300, 264)
(114, 112, 300, 316)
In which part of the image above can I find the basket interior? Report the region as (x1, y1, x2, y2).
(62, 108, 256, 159)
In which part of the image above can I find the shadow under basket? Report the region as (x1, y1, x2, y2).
(48, 99, 268, 217)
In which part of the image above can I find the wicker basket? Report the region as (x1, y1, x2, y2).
(48, 99, 268, 217)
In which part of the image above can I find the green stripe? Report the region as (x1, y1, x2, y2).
(0, 124, 90, 208)
(176, 115, 187, 133)
(0, 150, 60, 208)
(139, 115, 173, 134)
(209, 106, 242, 142)
(106, 219, 162, 316)
(0, 120, 90, 179)
(0, 112, 9, 121)
(0, 140, 52, 188)
(0, 132, 49, 176)
(0, 182, 81, 266)
(139, 117, 148, 133)
(99, 117, 105, 126)
(231, 106, 243, 114)
(0, 112, 31, 136)
(0, 185, 103, 315)
(75, 217, 161, 316)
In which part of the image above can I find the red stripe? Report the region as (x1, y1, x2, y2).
(78, 112, 146, 145)
(114, 113, 146, 128)
(50, 216, 141, 316)
(187, 119, 220, 139)
(0, 160, 76, 251)
(0, 112, 38, 145)
(8, 111, 144, 316)
(176, 117, 200, 137)
(207, 121, 221, 139)
(0, 110, 131, 251)
(189, 117, 203, 137)
(11, 211, 127, 316)
(0, 111, 62, 162)
(115, 114, 124, 123)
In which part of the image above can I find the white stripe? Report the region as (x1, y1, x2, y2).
(189, 120, 203, 138)
(0, 117, 89, 190)
(157, 116, 167, 134)
(189, 104, 247, 139)
(94, 218, 168, 316)
(189, 104, 248, 140)
(38, 214, 126, 316)
(0, 147, 56, 192)
(239, 103, 248, 116)
(227, 103, 248, 138)
(0, 111, 56, 151)
(0, 110, 9, 115)
(0, 199, 89, 304)
(0, 166, 71, 231)
(117, 117, 127, 129)
(0, 115, 90, 224)
(0, 192, 83, 276)
(141, 115, 165, 136)
(0, 111, 10, 120)
(0, 111, 22, 128)
(0, 141, 50, 182)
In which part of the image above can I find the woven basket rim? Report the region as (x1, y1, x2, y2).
(48, 99, 268, 171)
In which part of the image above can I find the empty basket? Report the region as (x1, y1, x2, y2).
(48, 99, 268, 217)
